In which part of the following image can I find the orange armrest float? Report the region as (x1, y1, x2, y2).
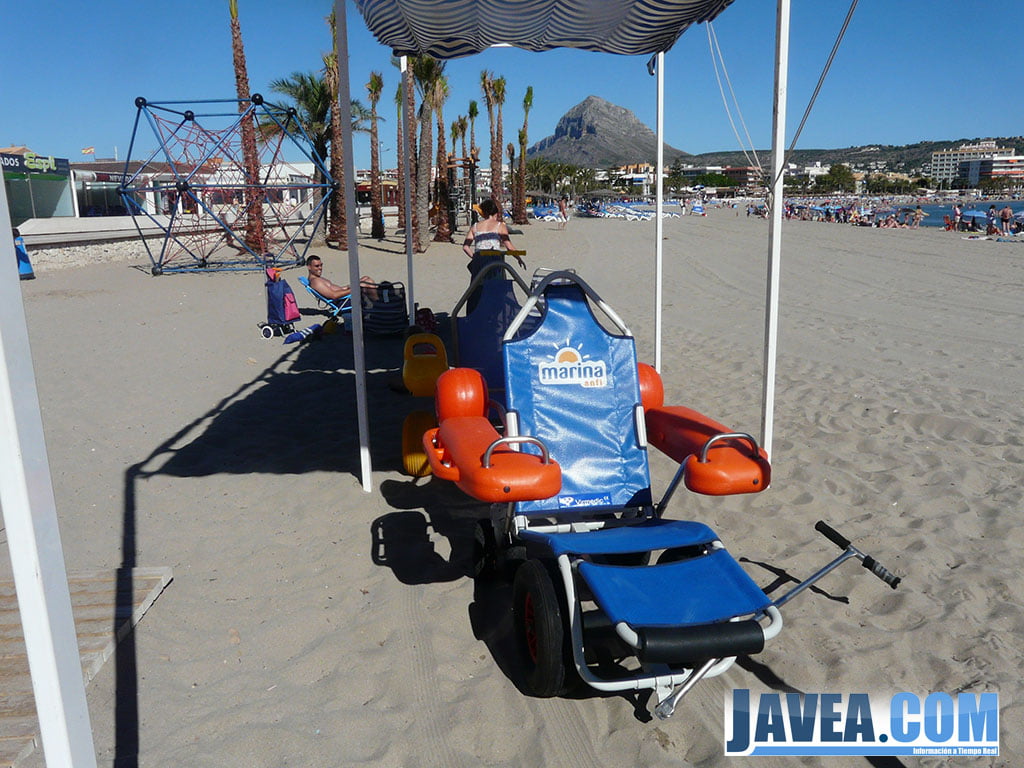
(645, 406, 770, 495)
(422, 417, 562, 502)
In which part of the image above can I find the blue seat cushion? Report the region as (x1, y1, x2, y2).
(520, 519, 716, 557)
(577, 549, 771, 627)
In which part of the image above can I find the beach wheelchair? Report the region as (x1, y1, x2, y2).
(423, 271, 899, 718)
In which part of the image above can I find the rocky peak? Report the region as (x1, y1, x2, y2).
(527, 95, 688, 167)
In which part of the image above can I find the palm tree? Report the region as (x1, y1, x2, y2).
(492, 76, 507, 212)
(458, 115, 469, 164)
(366, 70, 385, 239)
(405, 61, 421, 251)
(467, 101, 479, 221)
(468, 100, 479, 159)
(228, 0, 266, 252)
(322, 52, 346, 245)
(479, 71, 496, 201)
(393, 83, 407, 231)
(506, 142, 515, 207)
(451, 118, 463, 220)
(525, 157, 549, 193)
(413, 55, 444, 252)
(268, 68, 370, 245)
(432, 73, 452, 242)
(513, 85, 533, 224)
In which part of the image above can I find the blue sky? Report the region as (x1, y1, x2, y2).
(1, 1, 1020, 170)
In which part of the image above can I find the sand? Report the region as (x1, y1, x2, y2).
(3, 208, 1021, 766)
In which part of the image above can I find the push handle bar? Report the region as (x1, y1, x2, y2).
(815, 520, 851, 549)
(482, 436, 551, 468)
(815, 520, 901, 589)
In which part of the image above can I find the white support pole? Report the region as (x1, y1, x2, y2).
(761, 0, 791, 462)
(0, 177, 98, 764)
(400, 56, 416, 319)
(334, 0, 373, 492)
(654, 51, 665, 373)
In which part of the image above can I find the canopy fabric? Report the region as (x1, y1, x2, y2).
(355, 0, 735, 58)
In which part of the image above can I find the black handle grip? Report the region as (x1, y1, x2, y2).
(815, 520, 851, 550)
(863, 556, 901, 589)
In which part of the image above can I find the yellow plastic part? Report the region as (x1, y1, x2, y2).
(402, 333, 449, 397)
(402, 410, 437, 476)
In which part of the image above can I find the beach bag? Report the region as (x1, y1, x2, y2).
(266, 270, 301, 325)
(282, 286, 300, 322)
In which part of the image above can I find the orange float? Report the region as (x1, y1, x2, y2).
(639, 365, 770, 496)
(423, 367, 561, 502)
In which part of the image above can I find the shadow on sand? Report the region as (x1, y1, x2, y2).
(113, 328, 412, 766)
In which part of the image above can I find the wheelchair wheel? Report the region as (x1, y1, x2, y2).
(513, 559, 569, 697)
(401, 410, 436, 476)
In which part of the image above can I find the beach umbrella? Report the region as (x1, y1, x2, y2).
(1013, 210, 1024, 222)
(960, 210, 987, 220)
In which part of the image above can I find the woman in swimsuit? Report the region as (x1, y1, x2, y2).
(462, 198, 525, 270)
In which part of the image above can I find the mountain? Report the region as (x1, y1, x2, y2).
(527, 95, 688, 168)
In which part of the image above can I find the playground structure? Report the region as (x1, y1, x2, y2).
(119, 95, 335, 274)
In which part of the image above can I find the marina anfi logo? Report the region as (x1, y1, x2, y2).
(724, 689, 999, 757)
(536, 340, 607, 388)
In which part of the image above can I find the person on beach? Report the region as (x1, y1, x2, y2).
(999, 204, 1013, 235)
(557, 196, 569, 230)
(952, 202, 962, 232)
(986, 205, 998, 235)
(306, 255, 378, 301)
(912, 206, 927, 228)
(462, 198, 525, 269)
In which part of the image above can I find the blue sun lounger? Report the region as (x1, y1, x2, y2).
(424, 270, 899, 718)
(297, 274, 352, 326)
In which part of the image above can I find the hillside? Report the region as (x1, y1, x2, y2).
(688, 137, 1024, 173)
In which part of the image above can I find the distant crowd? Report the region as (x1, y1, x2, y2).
(777, 198, 1021, 235)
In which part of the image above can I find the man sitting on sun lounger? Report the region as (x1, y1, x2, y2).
(306, 255, 378, 302)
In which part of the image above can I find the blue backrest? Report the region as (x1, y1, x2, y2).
(503, 282, 651, 515)
(456, 278, 523, 390)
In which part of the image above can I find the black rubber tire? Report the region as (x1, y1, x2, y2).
(472, 519, 498, 580)
(513, 559, 568, 697)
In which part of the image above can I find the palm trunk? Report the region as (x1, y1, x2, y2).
(415, 102, 433, 253)
(396, 91, 406, 231)
(369, 114, 384, 239)
(433, 104, 451, 242)
(230, 12, 266, 253)
(325, 55, 346, 247)
(405, 67, 421, 252)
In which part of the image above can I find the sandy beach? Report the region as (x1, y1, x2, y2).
(4, 207, 1021, 766)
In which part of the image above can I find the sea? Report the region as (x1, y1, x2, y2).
(908, 200, 1023, 228)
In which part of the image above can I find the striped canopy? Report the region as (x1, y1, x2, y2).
(355, 0, 735, 59)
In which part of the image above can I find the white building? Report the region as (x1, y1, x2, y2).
(930, 141, 1014, 185)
